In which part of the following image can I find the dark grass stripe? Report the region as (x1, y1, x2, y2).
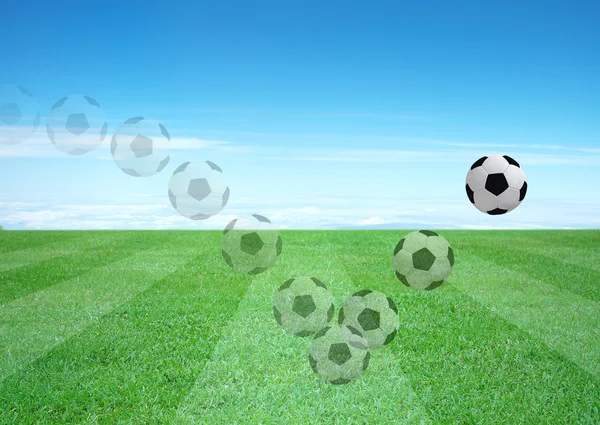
(333, 231, 600, 425)
(452, 242, 600, 302)
(0, 232, 255, 425)
(0, 232, 175, 304)
(0, 231, 85, 254)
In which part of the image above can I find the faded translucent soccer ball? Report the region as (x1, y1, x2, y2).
(46, 94, 108, 155)
(111, 117, 170, 177)
(0, 84, 40, 145)
(222, 214, 282, 275)
(168, 160, 230, 219)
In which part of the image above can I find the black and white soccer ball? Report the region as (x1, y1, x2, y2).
(338, 289, 399, 350)
(0, 84, 40, 145)
(222, 214, 282, 275)
(273, 276, 334, 337)
(111, 117, 170, 177)
(46, 94, 108, 155)
(168, 160, 229, 220)
(309, 325, 370, 385)
(465, 154, 528, 215)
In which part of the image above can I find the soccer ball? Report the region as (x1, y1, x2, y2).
(393, 230, 454, 291)
(46, 94, 108, 155)
(338, 289, 399, 350)
(309, 325, 370, 385)
(168, 160, 230, 220)
(273, 276, 335, 337)
(0, 85, 40, 145)
(111, 116, 170, 177)
(465, 154, 528, 215)
(222, 214, 282, 275)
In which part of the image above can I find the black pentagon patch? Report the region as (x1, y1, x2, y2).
(471, 156, 487, 169)
(326, 304, 334, 323)
(247, 266, 268, 275)
(485, 173, 509, 196)
(314, 327, 329, 339)
(353, 289, 372, 297)
(33, 112, 41, 127)
(346, 325, 362, 336)
(223, 219, 237, 234)
(338, 307, 345, 324)
(295, 330, 313, 337)
(66, 113, 89, 136)
(331, 378, 351, 385)
(311, 277, 327, 289)
(83, 95, 100, 108)
(275, 236, 283, 256)
(206, 160, 222, 172)
(412, 248, 436, 271)
(363, 351, 370, 371)
(190, 212, 211, 220)
(158, 123, 170, 140)
(222, 249, 233, 268)
(426, 280, 444, 291)
(17, 86, 32, 97)
(124, 116, 144, 124)
(100, 121, 108, 139)
(46, 125, 56, 143)
(309, 353, 318, 373)
(168, 189, 177, 208)
(156, 156, 170, 173)
(447, 246, 455, 267)
(503, 155, 520, 167)
(387, 297, 398, 314)
(240, 232, 264, 255)
(222, 187, 230, 206)
(110, 136, 118, 155)
(273, 306, 282, 326)
(488, 208, 507, 215)
(173, 161, 190, 174)
(252, 214, 270, 223)
(383, 329, 397, 346)
(357, 308, 380, 331)
(130, 135, 153, 158)
(466, 184, 475, 203)
(419, 230, 438, 237)
(51, 96, 68, 110)
(279, 278, 294, 290)
(519, 181, 528, 201)
(293, 295, 316, 318)
(393, 238, 404, 256)
(395, 271, 410, 287)
(328, 342, 352, 366)
(122, 168, 142, 177)
(188, 178, 211, 202)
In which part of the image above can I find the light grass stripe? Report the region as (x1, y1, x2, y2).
(0, 232, 113, 272)
(0, 237, 198, 382)
(174, 239, 431, 425)
(451, 250, 600, 379)
(515, 244, 600, 273)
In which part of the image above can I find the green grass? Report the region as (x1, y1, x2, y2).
(0, 230, 599, 424)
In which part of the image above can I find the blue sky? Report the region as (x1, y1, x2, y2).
(0, 0, 599, 230)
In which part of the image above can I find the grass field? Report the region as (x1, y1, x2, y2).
(0, 229, 599, 424)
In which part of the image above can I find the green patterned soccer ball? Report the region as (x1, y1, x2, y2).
(222, 214, 282, 275)
(338, 289, 399, 350)
(309, 325, 370, 385)
(273, 276, 335, 337)
(393, 230, 455, 291)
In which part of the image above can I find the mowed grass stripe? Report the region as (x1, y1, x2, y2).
(0, 231, 97, 272)
(341, 230, 599, 425)
(0, 231, 257, 425)
(514, 244, 600, 274)
(0, 232, 170, 304)
(455, 243, 600, 302)
(174, 231, 432, 425)
(0, 232, 199, 382)
(0, 230, 84, 255)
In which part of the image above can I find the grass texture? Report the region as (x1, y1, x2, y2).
(0, 230, 598, 424)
